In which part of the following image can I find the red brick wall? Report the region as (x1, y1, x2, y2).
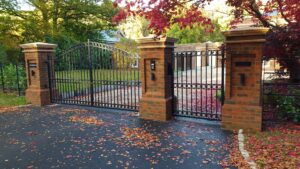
(222, 28, 268, 132)
(138, 37, 176, 121)
(21, 43, 56, 106)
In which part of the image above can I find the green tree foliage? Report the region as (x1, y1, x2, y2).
(113, 38, 138, 69)
(0, 0, 118, 63)
(167, 20, 224, 44)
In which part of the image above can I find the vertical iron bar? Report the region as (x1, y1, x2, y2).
(106, 48, 110, 108)
(190, 52, 193, 115)
(137, 55, 140, 109)
(262, 58, 265, 117)
(180, 52, 184, 114)
(205, 44, 208, 117)
(95, 47, 100, 107)
(99, 46, 103, 107)
(54, 53, 58, 103)
(126, 53, 130, 109)
(70, 47, 74, 104)
(195, 52, 198, 116)
(210, 50, 213, 118)
(185, 52, 188, 116)
(88, 40, 94, 106)
(122, 51, 125, 108)
(200, 51, 203, 116)
(110, 51, 113, 108)
(112, 49, 116, 108)
(216, 50, 219, 118)
(62, 51, 66, 104)
(75, 47, 80, 105)
(79, 47, 83, 105)
(67, 51, 71, 104)
(47, 55, 53, 102)
(130, 55, 133, 110)
(0, 63, 4, 92)
(171, 51, 174, 115)
(176, 53, 179, 115)
(221, 46, 225, 106)
(15, 62, 21, 96)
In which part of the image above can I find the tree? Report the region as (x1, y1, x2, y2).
(118, 15, 150, 39)
(113, 0, 300, 82)
(167, 20, 224, 44)
(113, 38, 139, 68)
(0, 0, 118, 63)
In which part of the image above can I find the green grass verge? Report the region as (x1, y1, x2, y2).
(0, 92, 27, 107)
(55, 69, 140, 93)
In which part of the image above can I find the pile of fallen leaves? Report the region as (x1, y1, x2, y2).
(230, 123, 300, 169)
(60, 108, 91, 114)
(69, 115, 104, 126)
(0, 107, 19, 113)
(0, 106, 29, 113)
(120, 127, 160, 149)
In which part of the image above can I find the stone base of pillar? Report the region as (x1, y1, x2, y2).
(140, 97, 174, 121)
(25, 89, 51, 106)
(222, 104, 262, 132)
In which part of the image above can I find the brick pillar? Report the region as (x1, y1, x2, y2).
(137, 37, 176, 121)
(222, 27, 269, 132)
(20, 42, 57, 106)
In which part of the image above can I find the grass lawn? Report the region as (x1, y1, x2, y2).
(55, 69, 140, 93)
(0, 92, 27, 107)
(56, 69, 139, 81)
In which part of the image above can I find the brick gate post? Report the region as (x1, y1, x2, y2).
(20, 42, 57, 106)
(222, 27, 269, 132)
(137, 37, 176, 121)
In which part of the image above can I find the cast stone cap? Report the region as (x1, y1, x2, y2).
(20, 42, 57, 49)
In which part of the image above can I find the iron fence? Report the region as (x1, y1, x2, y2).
(0, 62, 27, 96)
(262, 59, 300, 121)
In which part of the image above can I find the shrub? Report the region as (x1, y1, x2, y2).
(215, 90, 223, 102)
(271, 86, 300, 123)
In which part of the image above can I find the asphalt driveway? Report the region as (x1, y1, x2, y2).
(0, 105, 234, 169)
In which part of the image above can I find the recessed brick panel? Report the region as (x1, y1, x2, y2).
(222, 28, 268, 132)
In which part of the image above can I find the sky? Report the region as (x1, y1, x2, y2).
(18, 0, 229, 12)
(19, 0, 34, 11)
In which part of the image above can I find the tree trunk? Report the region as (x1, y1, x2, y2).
(52, 0, 59, 35)
(289, 59, 300, 83)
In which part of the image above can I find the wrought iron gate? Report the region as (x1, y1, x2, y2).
(173, 48, 225, 120)
(48, 41, 141, 111)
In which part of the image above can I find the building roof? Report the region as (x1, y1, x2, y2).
(100, 30, 123, 44)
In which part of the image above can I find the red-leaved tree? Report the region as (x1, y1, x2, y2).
(113, 0, 300, 82)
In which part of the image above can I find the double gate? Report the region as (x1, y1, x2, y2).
(173, 49, 225, 120)
(48, 41, 225, 120)
(48, 41, 141, 111)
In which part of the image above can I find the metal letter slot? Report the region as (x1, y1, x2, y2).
(29, 63, 37, 68)
(235, 62, 251, 67)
